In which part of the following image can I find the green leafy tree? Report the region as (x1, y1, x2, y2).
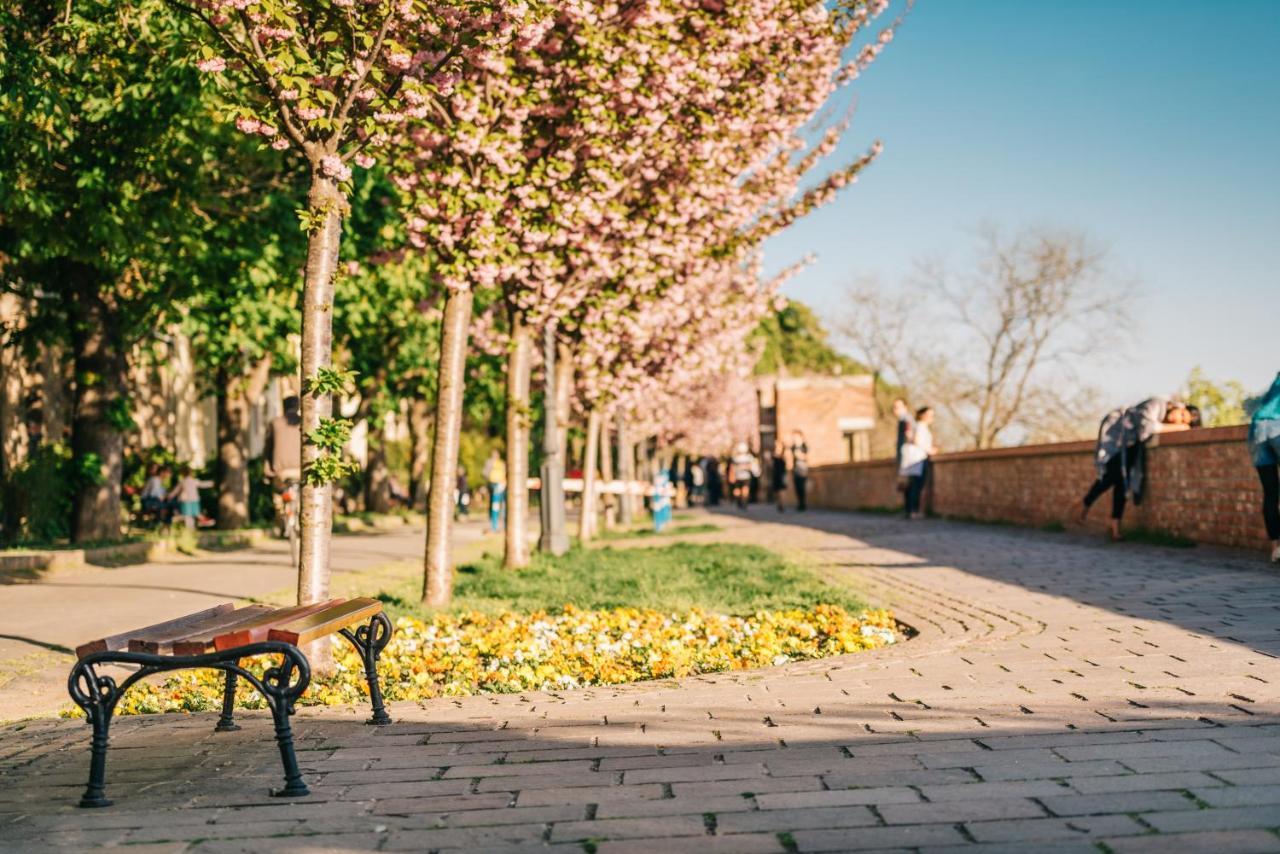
(1183, 366, 1248, 427)
(0, 0, 256, 541)
(752, 301, 867, 377)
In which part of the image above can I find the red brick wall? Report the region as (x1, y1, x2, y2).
(808, 426, 1270, 551)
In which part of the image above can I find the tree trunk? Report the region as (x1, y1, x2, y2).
(538, 322, 568, 555)
(504, 313, 533, 569)
(408, 397, 431, 511)
(67, 266, 126, 544)
(578, 407, 601, 543)
(217, 355, 271, 530)
(600, 412, 616, 531)
(616, 410, 634, 525)
(297, 170, 343, 672)
(555, 343, 572, 468)
(422, 286, 473, 607)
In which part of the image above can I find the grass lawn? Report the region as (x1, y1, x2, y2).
(368, 541, 863, 620)
(596, 522, 721, 541)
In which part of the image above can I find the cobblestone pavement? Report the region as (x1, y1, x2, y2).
(2, 510, 1279, 853)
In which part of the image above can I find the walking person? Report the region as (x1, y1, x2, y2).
(1080, 397, 1191, 541)
(900, 407, 936, 519)
(483, 449, 506, 534)
(790, 430, 810, 512)
(455, 464, 471, 519)
(1248, 373, 1280, 563)
(730, 442, 758, 510)
(771, 438, 789, 512)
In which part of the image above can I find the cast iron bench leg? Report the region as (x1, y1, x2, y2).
(264, 650, 311, 797)
(339, 612, 393, 725)
(215, 665, 241, 732)
(67, 661, 118, 808)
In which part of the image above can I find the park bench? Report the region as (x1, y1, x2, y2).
(67, 597, 393, 808)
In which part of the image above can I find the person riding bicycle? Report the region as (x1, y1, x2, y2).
(263, 396, 303, 538)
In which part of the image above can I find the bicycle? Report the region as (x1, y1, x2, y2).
(274, 479, 301, 567)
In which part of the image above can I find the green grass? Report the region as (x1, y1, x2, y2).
(370, 541, 863, 620)
(597, 522, 721, 541)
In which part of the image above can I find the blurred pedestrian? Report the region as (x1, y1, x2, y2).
(771, 438, 789, 512)
(1080, 397, 1191, 540)
(1248, 373, 1280, 563)
(892, 398, 914, 469)
(900, 407, 936, 520)
(730, 442, 758, 510)
(168, 464, 212, 530)
(483, 450, 506, 533)
(455, 464, 471, 519)
(790, 430, 810, 512)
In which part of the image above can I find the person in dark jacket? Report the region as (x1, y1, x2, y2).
(1080, 397, 1191, 540)
(770, 439, 788, 512)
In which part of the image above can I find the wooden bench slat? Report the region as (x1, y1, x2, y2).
(267, 598, 383, 646)
(127, 605, 278, 655)
(211, 599, 344, 651)
(147, 605, 289, 656)
(76, 604, 236, 659)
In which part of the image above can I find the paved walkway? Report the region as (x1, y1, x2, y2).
(2, 510, 1279, 852)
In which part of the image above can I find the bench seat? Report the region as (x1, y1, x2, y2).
(68, 597, 393, 807)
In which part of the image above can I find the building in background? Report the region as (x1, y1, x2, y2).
(757, 375, 877, 465)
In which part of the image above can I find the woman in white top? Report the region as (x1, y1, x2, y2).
(899, 406, 937, 520)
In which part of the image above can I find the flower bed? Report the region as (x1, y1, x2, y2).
(77, 604, 898, 716)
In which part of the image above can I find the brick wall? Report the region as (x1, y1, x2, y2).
(807, 425, 1271, 551)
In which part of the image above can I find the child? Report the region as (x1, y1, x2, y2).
(168, 465, 213, 530)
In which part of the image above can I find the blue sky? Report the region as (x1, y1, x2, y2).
(765, 0, 1280, 406)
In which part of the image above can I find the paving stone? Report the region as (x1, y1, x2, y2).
(595, 795, 756, 819)
(1140, 805, 1280, 833)
(622, 762, 767, 784)
(597, 834, 784, 854)
(879, 797, 1047, 825)
(755, 787, 922, 809)
(791, 823, 969, 851)
(716, 805, 878, 833)
(516, 783, 664, 807)
(966, 814, 1145, 843)
(1193, 784, 1280, 808)
(549, 815, 707, 842)
(917, 779, 1070, 802)
(1102, 829, 1280, 854)
(1040, 789, 1198, 816)
(1066, 770, 1224, 793)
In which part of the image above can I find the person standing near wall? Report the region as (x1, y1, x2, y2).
(790, 430, 810, 512)
(1248, 373, 1280, 563)
(892, 398, 914, 468)
(900, 407, 936, 520)
(1080, 397, 1191, 541)
(771, 438, 789, 512)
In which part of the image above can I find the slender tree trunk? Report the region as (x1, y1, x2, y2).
(408, 397, 431, 510)
(217, 355, 271, 530)
(600, 412, 616, 530)
(538, 322, 568, 555)
(297, 171, 343, 672)
(554, 343, 572, 468)
(422, 287, 473, 607)
(578, 407, 601, 543)
(616, 410, 633, 526)
(67, 265, 126, 543)
(504, 313, 533, 569)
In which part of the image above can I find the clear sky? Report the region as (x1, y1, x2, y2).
(764, 0, 1280, 407)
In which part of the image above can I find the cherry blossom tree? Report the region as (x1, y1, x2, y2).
(173, 0, 540, 633)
